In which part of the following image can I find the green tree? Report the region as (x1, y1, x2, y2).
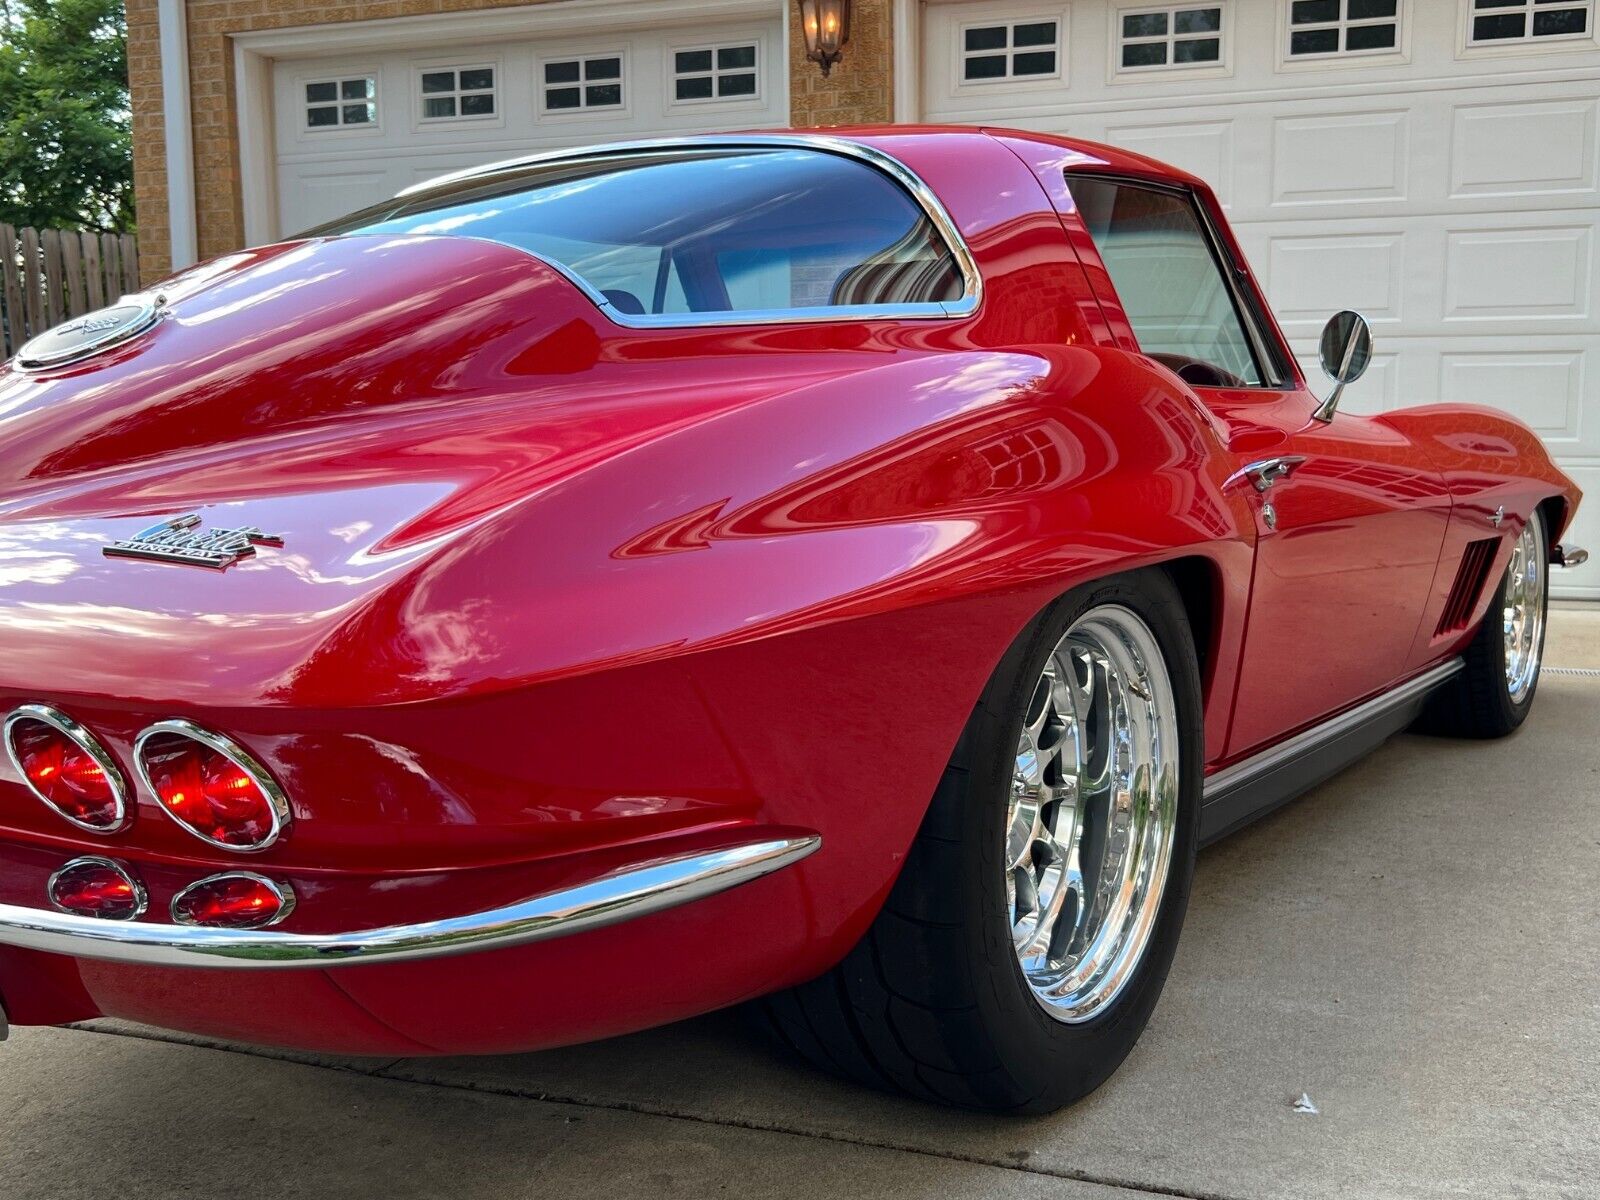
(0, 0, 133, 232)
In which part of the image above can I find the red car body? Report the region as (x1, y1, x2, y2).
(0, 128, 1580, 1055)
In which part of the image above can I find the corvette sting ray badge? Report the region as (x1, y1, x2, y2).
(103, 514, 284, 570)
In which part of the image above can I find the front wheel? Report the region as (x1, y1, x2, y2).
(758, 569, 1203, 1113)
(1417, 506, 1549, 739)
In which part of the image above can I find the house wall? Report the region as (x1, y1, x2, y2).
(125, 0, 897, 284)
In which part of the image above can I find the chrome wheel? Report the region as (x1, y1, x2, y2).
(1005, 605, 1181, 1023)
(1503, 511, 1546, 704)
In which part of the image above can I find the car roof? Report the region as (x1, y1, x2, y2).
(821, 125, 1208, 189)
(401, 126, 1206, 201)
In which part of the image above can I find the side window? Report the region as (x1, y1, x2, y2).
(1067, 176, 1263, 387)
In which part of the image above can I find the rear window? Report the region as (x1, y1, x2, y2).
(303, 148, 966, 321)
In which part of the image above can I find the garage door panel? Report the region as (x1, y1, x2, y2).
(286, 168, 399, 233)
(1270, 111, 1410, 208)
(1450, 97, 1599, 200)
(1267, 233, 1406, 328)
(1439, 352, 1588, 449)
(1100, 120, 1235, 205)
(1443, 225, 1593, 323)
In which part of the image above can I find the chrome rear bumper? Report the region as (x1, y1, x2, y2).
(0, 834, 818, 970)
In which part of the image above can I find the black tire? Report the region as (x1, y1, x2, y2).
(1415, 507, 1549, 740)
(755, 568, 1204, 1113)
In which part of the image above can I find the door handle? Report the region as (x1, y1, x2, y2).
(1227, 455, 1306, 493)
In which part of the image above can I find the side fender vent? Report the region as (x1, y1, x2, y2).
(1436, 538, 1501, 636)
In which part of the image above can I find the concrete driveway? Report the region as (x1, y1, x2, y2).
(6, 608, 1598, 1200)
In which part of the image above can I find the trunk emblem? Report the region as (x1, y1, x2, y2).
(104, 514, 284, 570)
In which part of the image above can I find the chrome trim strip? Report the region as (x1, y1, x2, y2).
(133, 719, 292, 853)
(1203, 659, 1464, 803)
(171, 871, 297, 930)
(0, 833, 819, 969)
(47, 856, 149, 921)
(4, 704, 132, 834)
(391, 134, 982, 327)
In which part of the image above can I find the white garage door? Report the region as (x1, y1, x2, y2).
(271, 14, 786, 236)
(922, 0, 1600, 598)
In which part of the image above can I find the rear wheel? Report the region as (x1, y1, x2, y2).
(757, 569, 1202, 1113)
(1417, 507, 1548, 739)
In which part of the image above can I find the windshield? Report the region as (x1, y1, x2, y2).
(303, 148, 966, 319)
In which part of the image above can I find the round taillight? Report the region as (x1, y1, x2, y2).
(5, 705, 129, 833)
(172, 872, 295, 929)
(48, 856, 147, 920)
(134, 721, 290, 852)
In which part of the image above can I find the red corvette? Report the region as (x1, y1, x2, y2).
(0, 128, 1584, 1113)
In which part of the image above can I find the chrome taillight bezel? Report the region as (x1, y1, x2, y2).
(171, 871, 297, 929)
(134, 719, 292, 853)
(4, 704, 132, 834)
(47, 855, 148, 921)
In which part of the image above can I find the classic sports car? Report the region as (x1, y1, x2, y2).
(0, 128, 1585, 1114)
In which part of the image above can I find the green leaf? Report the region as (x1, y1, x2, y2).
(0, 0, 133, 232)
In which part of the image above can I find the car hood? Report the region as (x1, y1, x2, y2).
(0, 235, 871, 708)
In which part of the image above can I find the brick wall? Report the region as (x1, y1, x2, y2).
(787, 0, 894, 128)
(127, 0, 899, 286)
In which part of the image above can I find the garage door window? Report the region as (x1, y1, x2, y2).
(1467, 0, 1591, 44)
(419, 65, 497, 121)
(308, 148, 968, 322)
(1118, 5, 1225, 69)
(672, 43, 759, 103)
(1287, 0, 1400, 57)
(1068, 176, 1265, 387)
(960, 19, 1061, 82)
(542, 55, 625, 113)
(305, 77, 376, 130)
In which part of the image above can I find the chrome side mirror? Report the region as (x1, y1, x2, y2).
(1313, 310, 1372, 422)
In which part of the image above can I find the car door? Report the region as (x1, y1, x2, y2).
(1060, 173, 1453, 759)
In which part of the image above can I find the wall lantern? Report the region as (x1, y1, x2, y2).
(797, 0, 852, 76)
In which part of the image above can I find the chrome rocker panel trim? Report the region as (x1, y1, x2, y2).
(1199, 658, 1464, 845)
(0, 833, 819, 970)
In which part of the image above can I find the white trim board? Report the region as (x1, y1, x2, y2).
(157, 0, 197, 269)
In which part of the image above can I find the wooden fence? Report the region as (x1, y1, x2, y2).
(0, 225, 141, 359)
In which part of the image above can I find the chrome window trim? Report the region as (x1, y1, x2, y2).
(172, 871, 298, 930)
(0, 833, 820, 969)
(47, 856, 149, 921)
(134, 719, 292, 853)
(388, 134, 983, 327)
(4, 704, 132, 834)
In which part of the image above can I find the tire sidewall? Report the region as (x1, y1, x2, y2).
(1490, 507, 1550, 726)
(960, 568, 1204, 1111)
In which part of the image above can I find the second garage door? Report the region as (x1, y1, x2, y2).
(921, 0, 1600, 597)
